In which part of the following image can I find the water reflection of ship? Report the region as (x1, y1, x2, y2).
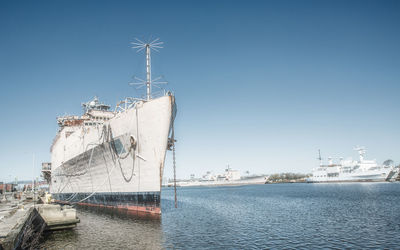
(40, 208, 164, 249)
(307, 147, 398, 183)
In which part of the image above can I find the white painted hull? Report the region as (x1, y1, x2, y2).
(308, 168, 393, 183)
(170, 176, 268, 187)
(50, 95, 175, 214)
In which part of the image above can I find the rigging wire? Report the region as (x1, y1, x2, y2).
(70, 122, 138, 204)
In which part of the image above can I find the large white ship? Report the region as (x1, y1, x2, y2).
(167, 166, 268, 187)
(49, 39, 176, 217)
(308, 147, 395, 183)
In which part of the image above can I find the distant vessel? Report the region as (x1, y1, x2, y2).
(167, 166, 268, 187)
(308, 147, 395, 183)
(49, 39, 176, 217)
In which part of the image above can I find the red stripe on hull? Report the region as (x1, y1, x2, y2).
(54, 200, 161, 219)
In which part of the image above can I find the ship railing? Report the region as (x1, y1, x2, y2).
(115, 97, 145, 113)
(115, 90, 171, 113)
(150, 89, 169, 99)
(135, 89, 169, 100)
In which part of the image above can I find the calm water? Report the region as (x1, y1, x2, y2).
(40, 183, 400, 249)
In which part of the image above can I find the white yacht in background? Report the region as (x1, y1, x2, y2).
(308, 147, 395, 183)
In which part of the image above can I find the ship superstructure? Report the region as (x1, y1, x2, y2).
(167, 167, 268, 187)
(308, 147, 394, 183)
(49, 39, 176, 217)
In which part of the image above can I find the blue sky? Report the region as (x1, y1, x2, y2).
(0, 0, 399, 182)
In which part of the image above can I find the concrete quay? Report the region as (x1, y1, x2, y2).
(0, 193, 79, 250)
(36, 204, 80, 231)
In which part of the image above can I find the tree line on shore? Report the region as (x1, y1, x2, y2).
(267, 173, 309, 182)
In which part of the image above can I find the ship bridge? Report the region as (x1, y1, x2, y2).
(82, 96, 110, 112)
(56, 97, 114, 128)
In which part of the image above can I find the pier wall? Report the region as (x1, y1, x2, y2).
(0, 207, 46, 250)
(0, 202, 79, 250)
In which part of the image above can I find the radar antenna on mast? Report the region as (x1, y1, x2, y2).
(130, 38, 168, 100)
(353, 146, 366, 161)
(317, 149, 323, 166)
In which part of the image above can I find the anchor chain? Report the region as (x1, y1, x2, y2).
(169, 122, 178, 208)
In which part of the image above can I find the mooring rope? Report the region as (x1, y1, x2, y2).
(108, 125, 136, 182)
(73, 157, 119, 204)
(56, 142, 98, 197)
(70, 113, 139, 203)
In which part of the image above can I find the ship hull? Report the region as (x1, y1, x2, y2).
(307, 170, 392, 183)
(50, 95, 175, 216)
(169, 176, 268, 187)
(53, 192, 161, 217)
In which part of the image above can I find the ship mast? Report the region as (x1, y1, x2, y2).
(354, 146, 366, 162)
(145, 44, 151, 100)
(317, 149, 323, 166)
(130, 38, 167, 101)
